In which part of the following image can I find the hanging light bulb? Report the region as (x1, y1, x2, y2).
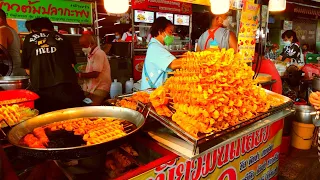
(104, 0, 129, 14)
(269, 0, 286, 12)
(210, 0, 230, 15)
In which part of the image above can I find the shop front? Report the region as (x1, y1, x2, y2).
(0, 0, 297, 179)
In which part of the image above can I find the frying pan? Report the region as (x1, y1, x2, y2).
(7, 106, 146, 160)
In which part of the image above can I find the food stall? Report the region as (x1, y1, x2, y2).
(131, 0, 193, 81)
(1, 49, 292, 180)
(0, 0, 294, 180)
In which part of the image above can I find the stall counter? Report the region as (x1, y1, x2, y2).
(132, 109, 291, 180)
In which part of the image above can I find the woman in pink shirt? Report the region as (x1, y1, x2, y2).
(79, 34, 112, 105)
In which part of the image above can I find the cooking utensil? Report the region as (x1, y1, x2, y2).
(7, 106, 146, 160)
(294, 105, 316, 124)
(312, 75, 320, 91)
(0, 76, 30, 91)
(69, 28, 80, 35)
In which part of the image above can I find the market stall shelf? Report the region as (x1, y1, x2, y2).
(147, 90, 293, 159)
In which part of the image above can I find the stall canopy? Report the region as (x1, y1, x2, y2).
(293, 5, 320, 16)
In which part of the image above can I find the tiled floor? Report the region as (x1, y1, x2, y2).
(279, 147, 320, 180)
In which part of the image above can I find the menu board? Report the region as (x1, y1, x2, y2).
(237, 2, 260, 62)
(134, 10, 154, 23)
(174, 14, 190, 26)
(156, 12, 173, 23)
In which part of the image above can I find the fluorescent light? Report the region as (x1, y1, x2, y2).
(210, 0, 230, 15)
(269, 0, 286, 12)
(104, 0, 129, 14)
(95, 17, 106, 22)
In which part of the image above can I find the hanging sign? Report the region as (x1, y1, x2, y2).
(237, 1, 260, 62)
(173, 0, 247, 10)
(131, 0, 192, 15)
(0, 0, 93, 24)
(131, 120, 283, 180)
(171, 0, 210, 6)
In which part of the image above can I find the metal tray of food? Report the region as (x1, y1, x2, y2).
(7, 106, 146, 160)
(148, 89, 293, 154)
(105, 90, 153, 114)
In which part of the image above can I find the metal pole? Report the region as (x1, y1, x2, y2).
(236, 9, 241, 37)
(94, 1, 100, 48)
(131, 10, 135, 59)
(189, 14, 192, 51)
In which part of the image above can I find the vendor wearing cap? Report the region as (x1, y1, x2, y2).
(196, 13, 237, 52)
(141, 17, 181, 90)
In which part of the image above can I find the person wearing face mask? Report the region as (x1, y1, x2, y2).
(21, 18, 85, 114)
(141, 17, 182, 90)
(122, 27, 138, 42)
(277, 30, 303, 65)
(196, 13, 237, 52)
(78, 34, 111, 105)
(112, 32, 123, 42)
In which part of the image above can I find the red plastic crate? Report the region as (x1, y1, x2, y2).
(0, 90, 39, 108)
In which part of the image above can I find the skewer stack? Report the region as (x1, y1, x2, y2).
(150, 48, 272, 137)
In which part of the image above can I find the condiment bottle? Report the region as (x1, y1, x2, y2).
(125, 78, 134, 94)
(110, 79, 123, 98)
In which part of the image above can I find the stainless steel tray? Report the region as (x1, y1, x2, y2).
(7, 106, 146, 159)
(148, 89, 293, 155)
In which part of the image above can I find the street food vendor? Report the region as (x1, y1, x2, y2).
(21, 18, 85, 114)
(196, 13, 237, 52)
(122, 28, 138, 42)
(277, 30, 304, 65)
(0, 9, 26, 76)
(79, 34, 112, 105)
(141, 17, 181, 90)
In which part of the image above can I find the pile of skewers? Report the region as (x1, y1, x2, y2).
(150, 48, 281, 137)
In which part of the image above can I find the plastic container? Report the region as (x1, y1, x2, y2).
(209, 39, 219, 51)
(291, 121, 315, 150)
(0, 90, 39, 108)
(110, 79, 123, 98)
(125, 78, 134, 94)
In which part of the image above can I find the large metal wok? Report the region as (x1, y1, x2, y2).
(7, 106, 146, 160)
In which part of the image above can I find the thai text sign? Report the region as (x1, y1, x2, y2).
(0, 0, 92, 24)
(132, 0, 192, 15)
(132, 120, 283, 180)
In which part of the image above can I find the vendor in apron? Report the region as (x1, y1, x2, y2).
(79, 34, 112, 105)
(122, 28, 138, 42)
(141, 17, 181, 90)
(196, 13, 237, 52)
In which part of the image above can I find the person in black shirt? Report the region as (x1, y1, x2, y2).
(278, 30, 303, 65)
(21, 18, 84, 114)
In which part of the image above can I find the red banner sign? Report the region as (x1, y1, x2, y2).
(132, 0, 192, 15)
(133, 55, 146, 81)
(132, 120, 283, 180)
